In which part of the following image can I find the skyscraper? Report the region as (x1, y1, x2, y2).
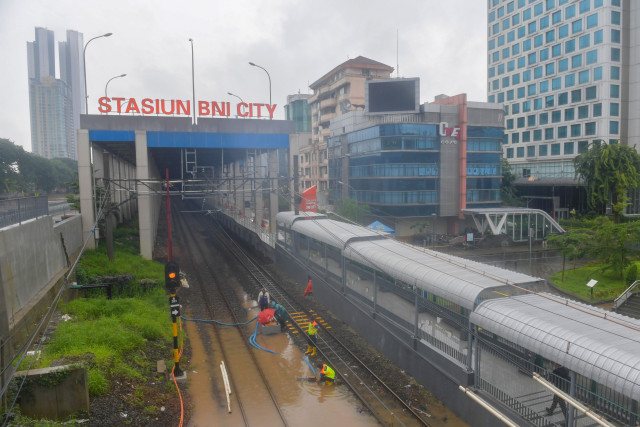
(487, 0, 638, 214)
(27, 27, 84, 160)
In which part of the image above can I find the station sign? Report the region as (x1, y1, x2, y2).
(97, 97, 277, 119)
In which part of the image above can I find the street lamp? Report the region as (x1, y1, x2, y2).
(227, 92, 244, 103)
(249, 62, 271, 116)
(189, 38, 196, 124)
(83, 32, 113, 114)
(104, 74, 126, 98)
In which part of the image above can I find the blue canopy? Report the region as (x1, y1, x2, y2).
(366, 221, 395, 238)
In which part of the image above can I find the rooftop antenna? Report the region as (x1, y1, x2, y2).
(396, 29, 400, 78)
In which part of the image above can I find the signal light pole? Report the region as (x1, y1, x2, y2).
(166, 261, 183, 376)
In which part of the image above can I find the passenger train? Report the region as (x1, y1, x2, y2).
(275, 211, 640, 426)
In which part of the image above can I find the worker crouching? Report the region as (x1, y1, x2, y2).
(270, 301, 290, 332)
(316, 363, 335, 385)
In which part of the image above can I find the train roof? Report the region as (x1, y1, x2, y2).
(345, 238, 543, 309)
(471, 293, 640, 401)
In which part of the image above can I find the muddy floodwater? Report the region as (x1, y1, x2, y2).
(185, 292, 379, 426)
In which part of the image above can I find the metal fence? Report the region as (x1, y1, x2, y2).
(0, 196, 49, 228)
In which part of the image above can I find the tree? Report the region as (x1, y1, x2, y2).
(590, 217, 640, 279)
(500, 158, 524, 206)
(337, 197, 371, 224)
(547, 229, 592, 281)
(574, 142, 640, 223)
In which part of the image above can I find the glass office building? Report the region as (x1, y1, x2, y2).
(328, 95, 504, 233)
(487, 0, 639, 212)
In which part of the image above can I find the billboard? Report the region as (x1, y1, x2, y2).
(365, 78, 420, 115)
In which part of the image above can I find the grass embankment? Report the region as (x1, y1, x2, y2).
(21, 222, 174, 397)
(550, 265, 631, 302)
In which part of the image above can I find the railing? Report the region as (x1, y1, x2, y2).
(612, 280, 640, 311)
(0, 196, 49, 228)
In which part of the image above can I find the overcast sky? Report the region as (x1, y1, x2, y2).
(0, 0, 487, 152)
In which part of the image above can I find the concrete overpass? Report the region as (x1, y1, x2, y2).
(78, 115, 293, 258)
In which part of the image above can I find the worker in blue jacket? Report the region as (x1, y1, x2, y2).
(270, 301, 290, 332)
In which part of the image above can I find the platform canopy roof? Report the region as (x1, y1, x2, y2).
(471, 293, 640, 401)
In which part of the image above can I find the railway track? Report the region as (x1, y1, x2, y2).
(206, 213, 430, 426)
(172, 202, 289, 426)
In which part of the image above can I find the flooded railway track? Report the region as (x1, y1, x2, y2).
(172, 202, 289, 426)
(206, 215, 430, 426)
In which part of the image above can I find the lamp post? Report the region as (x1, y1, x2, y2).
(249, 62, 271, 117)
(104, 74, 126, 98)
(431, 213, 437, 249)
(83, 32, 112, 114)
(189, 38, 196, 124)
(228, 92, 243, 118)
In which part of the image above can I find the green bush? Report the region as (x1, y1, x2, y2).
(625, 263, 638, 287)
(88, 368, 110, 396)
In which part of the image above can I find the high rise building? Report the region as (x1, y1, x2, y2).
(306, 56, 394, 193)
(284, 93, 311, 133)
(487, 0, 638, 215)
(27, 27, 84, 160)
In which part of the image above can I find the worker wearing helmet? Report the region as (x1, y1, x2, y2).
(305, 319, 319, 356)
(316, 363, 335, 385)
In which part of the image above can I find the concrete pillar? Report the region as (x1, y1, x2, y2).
(268, 150, 279, 231)
(135, 131, 153, 259)
(77, 130, 96, 249)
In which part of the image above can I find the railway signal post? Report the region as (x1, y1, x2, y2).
(166, 261, 184, 378)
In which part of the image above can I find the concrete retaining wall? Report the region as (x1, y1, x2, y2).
(0, 215, 83, 343)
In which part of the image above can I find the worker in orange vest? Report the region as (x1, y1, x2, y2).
(316, 363, 336, 385)
(305, 319, 319, 356)
(303, 275, 313, 296)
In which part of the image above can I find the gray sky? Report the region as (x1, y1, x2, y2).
(0, 0, 487, 152)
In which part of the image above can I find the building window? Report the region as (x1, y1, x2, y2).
(585, 122, 596, 135)
(559, 24, 569, 38)
(610, 121, 619, 134)
(571, 89, 581, 103)
(558, 125, 568, 138)
(611, 29, 621, 43)
(528, 115, 536, 127)
(507, 89, 514, 101)
(540, 80, 549, 93)
(565, 73, 575, 87)
(517, 117, 525, 128)
(552, 77, 562, 90)
(571, 124, 581, 137)
(610, 103, 619, 116)
(579, 70, 590, 84)
(558, 92, 568, 105)
(611, 84, 620, 98)
(528, 21, 537, 34)
(507, 118, 514, 129)
(528, 83, 537, 95)
(612, 11, 621, 25)
(571, 54, 582, 68)
(518, 26, 526, 39)
(586, 13, 598, 28)
(564, 142, 574, 155)
(552, 110, 561, 122)
(518, 87, 526, 99)
(579, 0, 590, 13)
(551, 143, 561, 155)
(552, 43, 562, 57)
(572, 19, 582, 34)
(534, 98, 543, 110)
(539, 145, 548, 156)
(546, 63, 555, 76)
(585, 86, 596, 100)
(578, 140, 589, 153)
(611, 48, 620, 61)
(552, 10, 562, 24)
(517, 147, 525, 157)
(513, 103, 520, 114)
(593, 103, 602, 117)
(594, 29, 603, 44)
(512, 44, 520, 55)
(513, 73, 521, 84)
(527, 145, 536, 157)
(545, 128, 554, 140)
(611, 66, 620, 80)
(566, 5, 576, 19)
(586, 50, 597, 65)
(534, 34, 544, 47)
(534, 66, 543, 79)
(528, 52, 537, 65)
(539, 112, 549, 125)
(512, 132, 520, 143)
(565, 39, 575, 53)
(564, 108, 574, 121)
(523, 131, 531, 142)
(579, 34, 590, 49)
(546, 94, 555, 107)
(558, 58, 569, 72)
(578, 105, 589, 119)
(507, 148, 514, 158)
